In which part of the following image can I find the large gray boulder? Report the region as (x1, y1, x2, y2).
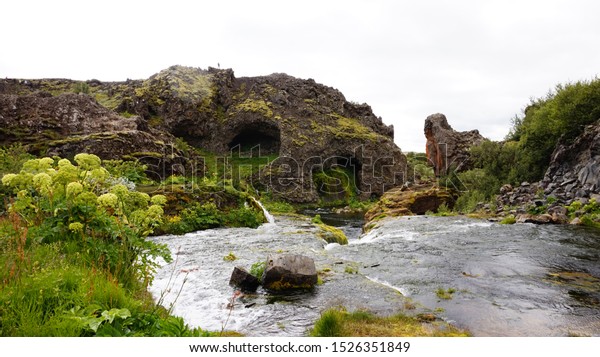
(261, 254, 317, 291)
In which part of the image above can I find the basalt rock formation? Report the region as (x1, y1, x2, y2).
(0, 66, 407, 202)
(496, 120, 600, 215)
(541, 120, 600, 203)
(424, 113, 484, 176)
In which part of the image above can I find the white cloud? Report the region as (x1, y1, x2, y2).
(1, 0, 599, 152)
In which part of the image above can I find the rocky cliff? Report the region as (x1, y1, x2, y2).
(0, 65, 407, 202)
(541, 120, 600, 203)
(424, 113, 484, 176)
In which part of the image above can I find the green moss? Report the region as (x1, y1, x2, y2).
(326, 114, 383, 142)
(147, 116, 164, 128)
(374, 214, 388, 221)
(234, 98, 274, 118)
(127, 151, 163, 159)
(46, 133, 121, 147)
(363, 223, 377, 232)
(93, 92, 122, 110)
(315, 222, 348, 245)
(313, 166, 358, 206)
(266, 277, 314, 291)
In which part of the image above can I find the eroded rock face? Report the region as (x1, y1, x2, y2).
(261, 254, 317, 291)
(0, 90, 198, 178)
(542, 120, 600, 202)
(0, 91, 137, 142)
(0, 66, 407, 201)
(424, 113, 484, 176)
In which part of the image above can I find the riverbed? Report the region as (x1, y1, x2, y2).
(149, 213, 600, 336)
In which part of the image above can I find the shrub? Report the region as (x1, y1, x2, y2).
(102, 159, 149, 184)
(223, 206, 264, 228)
(73, 82, 90, 94)
(262, 199, 296, 214)
(1, 154, 171, 288)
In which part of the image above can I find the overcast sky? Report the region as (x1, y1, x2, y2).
(2, 0, 599, 152)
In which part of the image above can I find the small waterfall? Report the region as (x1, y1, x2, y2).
(250, 197, 275, 224)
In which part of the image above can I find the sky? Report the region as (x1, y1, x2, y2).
(1, 0, 599, 152)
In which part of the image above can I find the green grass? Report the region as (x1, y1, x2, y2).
(435, 287, 457, 300)
(223, 252, 238, 261)
(310, 308, 470, 337)
(500, 215, 517, 224)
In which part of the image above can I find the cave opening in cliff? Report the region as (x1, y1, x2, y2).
(228, 123, 281, 155)
(312, 156, 362, 203)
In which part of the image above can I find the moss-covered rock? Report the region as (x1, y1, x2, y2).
(315, 223, 349, 245)
(261, 254, 318, 291)
(0, 65, 408, 202)
(364, 184, 457, 230)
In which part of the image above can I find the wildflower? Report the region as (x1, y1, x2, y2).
(97, 193, 119, 209)
(74, 153, 102, 170)
(68, 222, 84, 233)
(110, 184, 130, 198)
(151, 194, 167, 206)
(1, 173, 17, 186)
(66, 182, 83, 197)
(33, 173, 53, 195)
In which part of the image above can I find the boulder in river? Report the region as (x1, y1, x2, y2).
(262, 254, 318, 291)
(229, 266, 260, 292)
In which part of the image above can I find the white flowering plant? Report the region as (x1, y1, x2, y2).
(1, 153, 171, 287)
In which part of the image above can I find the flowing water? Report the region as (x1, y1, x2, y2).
(149, 212, 600, 337)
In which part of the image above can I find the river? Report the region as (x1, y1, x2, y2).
(149, 212, 600, 336)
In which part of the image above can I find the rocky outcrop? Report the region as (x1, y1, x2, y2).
(541, 120, 600, 203)
(496, 121, 600, 220)
(261, 254, 317, 291)
(364, 184, 456, 230)
(424, 113, 484, 176)
(0, 66, 407, 201)
(229, 267, 260, 292)
(0, 90, 198, 178)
